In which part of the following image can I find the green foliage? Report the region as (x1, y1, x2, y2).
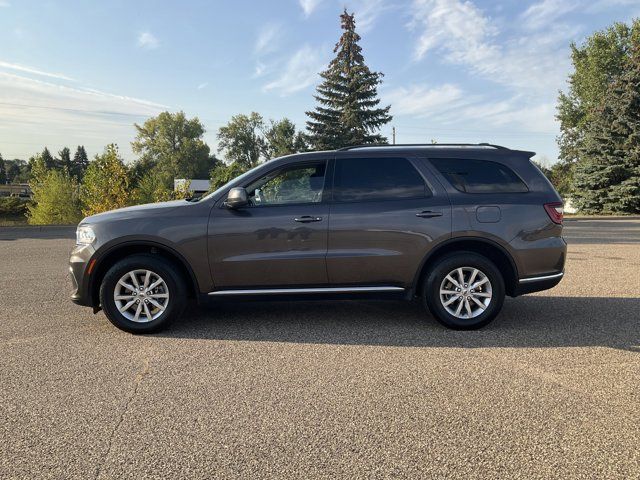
(209, 161, 250, 191)
(263, 119, 309, 160)
(133, 170, 174, 204)
(0, 197, 29, 217)
(80, 144, 130, 216)
(217, 112, 266, 168)
(132, 111, 212, 180)
(306, 9, 392, 150)
(4, 159, 29, 183)
(27, 159, 81, 225)
(572, 41, 640, 214)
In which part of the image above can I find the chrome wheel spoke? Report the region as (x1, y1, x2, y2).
(454, 298, 464, 316)
(143, 270, 151, 289)
(473, 292, 491, 298)
(118, 280, 136, 293)
(143, 303, 153, 321)
(470, 296, 487, 310)
(115, 294, 136, 301)
(442, 296, 458, 307)
(148, 298, 165, 311)
(456, 268, 465, 287)
(471, 277, 489, 289)
(440, 289, 458, 295)
(149, 292, 168, 299)
(468, 268, 479, 285)
(445, 274, 461, 289)
(464, 298, 472, 317)
(129, 272, 140, 289)
(119, 299, 137, 312)
(133, 303, 142, 322)
(147, 279, 163, 291)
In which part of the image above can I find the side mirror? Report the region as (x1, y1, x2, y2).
(225, 187, 248, 209)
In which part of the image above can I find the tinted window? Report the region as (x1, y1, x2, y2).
(430, 158, 528, 193)
(245, 162, 326, 206)
(333, 157, 427, 202)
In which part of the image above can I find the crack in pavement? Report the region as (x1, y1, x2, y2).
(94, 356, 150, 480)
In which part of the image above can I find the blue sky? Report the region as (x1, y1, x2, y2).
(1, 0, 639, 164)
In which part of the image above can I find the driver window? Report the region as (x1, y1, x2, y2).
(246, 162, 326, 206)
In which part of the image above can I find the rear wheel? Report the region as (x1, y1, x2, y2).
(99, 255, 186, 333)
(423, 252, 505, 330)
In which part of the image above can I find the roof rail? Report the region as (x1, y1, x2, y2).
(337, 143, 509, 151)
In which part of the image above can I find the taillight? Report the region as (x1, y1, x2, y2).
(544, 202, 564, 224)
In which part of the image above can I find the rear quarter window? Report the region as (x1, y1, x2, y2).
(430, 158, 528, 193)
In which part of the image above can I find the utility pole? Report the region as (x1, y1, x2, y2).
(392, 126, 396, 145)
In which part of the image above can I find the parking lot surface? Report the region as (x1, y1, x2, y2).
(1, 219, 639, 479)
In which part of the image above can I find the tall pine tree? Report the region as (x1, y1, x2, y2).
(71, 145, 89, 180)
(573, 41, 640, 214)
(306, 10, 391, 150)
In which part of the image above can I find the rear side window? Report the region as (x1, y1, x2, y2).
(430, 158, 528, 193)
(333, 157, 428, 202)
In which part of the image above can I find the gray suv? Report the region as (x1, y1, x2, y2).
(70, 144, 566, 333)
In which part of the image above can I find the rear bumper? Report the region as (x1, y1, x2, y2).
(514, 271, 564, 296)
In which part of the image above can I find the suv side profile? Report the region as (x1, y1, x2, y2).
(70, 144, 566, 333)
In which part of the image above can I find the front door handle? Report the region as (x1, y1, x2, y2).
(294, 215, 323, 223)
(416, 211, 443, 218)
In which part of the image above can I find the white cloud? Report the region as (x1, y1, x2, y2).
(409, 0, 572, 92)
(299, 0, 322, 17)
(521, 0, 578, 30)
(137, 32, 159, 50)
(0, 60, 75, 81)
(197, 82, 208, 90)
(385, 84, 468, 117)
(255, 23, 282, 54)
(263, 45, 325, 96)
(253, 61, 267, 78)
(0, 70, 166, 159)
(0, 1, 10, 7)
(347, 0, 390, 33)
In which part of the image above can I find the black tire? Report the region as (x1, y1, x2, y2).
(99, 254, 186, 334)
(422, 252, 505, 330)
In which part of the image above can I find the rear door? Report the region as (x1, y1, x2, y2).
(326, 155, 451, 288)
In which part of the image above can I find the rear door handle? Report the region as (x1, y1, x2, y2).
(294, 215, 323, 223)
(416, 211, 443, 218)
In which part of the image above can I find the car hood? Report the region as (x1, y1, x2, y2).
(81, 200, 189, 224)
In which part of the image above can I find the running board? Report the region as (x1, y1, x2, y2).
(208, 286, 405, 296)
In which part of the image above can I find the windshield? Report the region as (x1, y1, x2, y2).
(199, 163, 266, 202)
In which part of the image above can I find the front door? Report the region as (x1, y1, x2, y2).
(209, 160, 330, 288)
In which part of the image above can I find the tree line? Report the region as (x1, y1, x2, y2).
(2, 12, 639, 223)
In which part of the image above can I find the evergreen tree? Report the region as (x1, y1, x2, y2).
(573, 41, 640, 214)
(80, 144, 130, 216)
(71, 145, 89, 180)
(57, 147, 72, 172)
(41, 147, 56, 170)
(306, 9, 391, 150)
(0, 153, 6, 184)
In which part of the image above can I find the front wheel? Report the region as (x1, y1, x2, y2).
(99, 255, 186, 334)
(423, 252, 505, 330)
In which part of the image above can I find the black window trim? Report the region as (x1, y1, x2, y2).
(235, 158, 331, 209)
(427, 157, 530, 194)
(330, 156, 433, 204)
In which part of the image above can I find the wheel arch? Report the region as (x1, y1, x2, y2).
(90, 241, 199, 307)
(414, 237, 519, 297)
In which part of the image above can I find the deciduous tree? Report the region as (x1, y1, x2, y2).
(81, 144, 130, 216)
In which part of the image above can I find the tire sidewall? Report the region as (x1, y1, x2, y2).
(423, 252, 505, 330)
(100, 255, 185, 334)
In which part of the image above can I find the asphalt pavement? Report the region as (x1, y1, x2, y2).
(0, 219, 639, 479)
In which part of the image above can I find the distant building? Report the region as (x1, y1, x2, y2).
(0, 183, 32, 198)
(174, 179, 211, 196)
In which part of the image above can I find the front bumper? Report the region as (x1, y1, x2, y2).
(69, 243, 96, 307)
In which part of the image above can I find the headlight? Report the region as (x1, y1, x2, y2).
(76, 225, 96, 245)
